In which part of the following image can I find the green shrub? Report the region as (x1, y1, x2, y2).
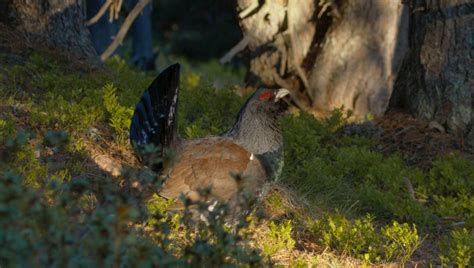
(281, 111, 434, 228)
(309, 213, 382, 263)
(428, 155, 474, 196)
(440, 228, 473, 267)
(308, 213, 422, 264)
(420, 155, 474, 229)
(381, 221, 422, 264)
(102, 83, 134, 146)
(1, 130, 47, 188)
(0, 116, 15, 140)
(262, 220, 296, 257)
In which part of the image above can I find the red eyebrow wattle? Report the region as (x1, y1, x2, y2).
(258, 91, 273, 101)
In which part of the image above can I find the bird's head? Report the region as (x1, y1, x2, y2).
(244, 88, 291, 117)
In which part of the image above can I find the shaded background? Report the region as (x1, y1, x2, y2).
(151, 0, 241, 61)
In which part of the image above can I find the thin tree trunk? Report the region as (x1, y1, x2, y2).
(2, 0, 97, 62)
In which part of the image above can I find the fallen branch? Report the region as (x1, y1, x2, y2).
(100, 0, 151, 62)
(219, 35, 250, 64)
(447, 221, 465, 228)
(85, 0, 113, 26)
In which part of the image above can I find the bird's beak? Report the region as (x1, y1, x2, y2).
(275, 88, 291, 102)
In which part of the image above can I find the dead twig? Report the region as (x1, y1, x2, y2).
(403, 176, 417, 201)
(271, 69, 307, 111)
(86, 0, 113, 26)
(238, 0, 260, 19)
(219, 35, 251, 64)
(108, 0, 123, 22)
(100, 0, 151, 62)
(447, 221, 465, 228)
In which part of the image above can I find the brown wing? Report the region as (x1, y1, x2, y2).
(158, 137, 267, 206)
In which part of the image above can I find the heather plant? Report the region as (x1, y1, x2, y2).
(381, 221, 422, 264)
(102, 83, 134, 146)
(439, 228, 473, 267)
(308, 213, 422, 264)
(308, 213, 382, 263)
(262, 220, 296, 257)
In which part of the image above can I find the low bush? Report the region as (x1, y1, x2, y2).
(440, 228, 473, 267)
(262, 220, 296, 257)
(308, 213, 421, 264)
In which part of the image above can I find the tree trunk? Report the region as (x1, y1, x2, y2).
(308, 1, 409, 120)
(391, 0, 473, 134)
(233, 0, 473, 135)
(1, 0, 97, 63)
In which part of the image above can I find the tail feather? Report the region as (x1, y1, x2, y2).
(130, 63, 180, 158)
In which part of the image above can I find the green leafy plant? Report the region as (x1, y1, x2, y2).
(102, 83, 134, 146)
(440, 228, 473, 267)
(309, 213, 381, 263)
(309, 213, 422, 264)
(382, 221, 422, 264)
(262, 220, 296, 257)
(0, 116, 15, 139)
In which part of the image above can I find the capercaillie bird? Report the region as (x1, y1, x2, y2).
(130, 63, 290, 209)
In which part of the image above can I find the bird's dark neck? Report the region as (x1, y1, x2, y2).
(225, 117, 284, 181)
(225, 113, 283, 155)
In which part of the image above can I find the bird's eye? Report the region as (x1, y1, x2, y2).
(258, 91, 274, 101)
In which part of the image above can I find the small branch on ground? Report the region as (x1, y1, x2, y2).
(100, 0, 151, 62)
(403, 176, 417, 201)
(447, 221, 465, 228)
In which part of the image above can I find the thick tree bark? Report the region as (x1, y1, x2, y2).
(1, 0, 97, 62)
(308, 1, 408, 120)
(233, 0, 473, 136)
(391, 0, 473, 134)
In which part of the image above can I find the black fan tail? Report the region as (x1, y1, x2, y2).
(130, 63, 180, 159)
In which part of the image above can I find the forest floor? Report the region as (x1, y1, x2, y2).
(375, 110, 473, 169)
(0, 26, 473, 267)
